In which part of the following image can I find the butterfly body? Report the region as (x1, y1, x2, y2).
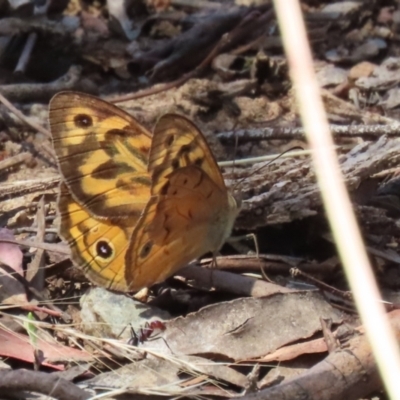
(49, 93, 239, 292)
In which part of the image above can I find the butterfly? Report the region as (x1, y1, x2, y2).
(49, 91, 239, 292)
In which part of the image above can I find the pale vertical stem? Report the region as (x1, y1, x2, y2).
(272, 0, 400, 398)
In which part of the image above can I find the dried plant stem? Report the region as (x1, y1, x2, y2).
(273, 0, 400, 398)
(0, 92, 51, 138)
(218, 148, 315, 167)
(217, 123, 400, 143)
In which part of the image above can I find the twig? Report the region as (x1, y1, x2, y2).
(0, 369, 91, 400)
(14, 32, 37, 74)
(320, 318, 339, 353)
(218, 148, 313, 167)
(26, 196, 46, 290)
(0, 17, 72, 36)
(35, 140, 57, 164)
(171, 0, 222, 9)
(0, 238, 69, 255)
(200, 254, 337, 275)
(0, 176, 59, 201)
(0, 152, 32, 172)
(18, 304, 68, 318)
(231, 32, 268, 55)
(217, 123, 400, 144)
(290, 268, 355, 312)
(0, 92, 51, 138)
(177, 265, 294, 297)
(290, 268, 352, 300)
(243, 310, 400, 400)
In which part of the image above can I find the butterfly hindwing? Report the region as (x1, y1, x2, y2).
(125, 115, 239, 291)
(58, 183, 133, 291)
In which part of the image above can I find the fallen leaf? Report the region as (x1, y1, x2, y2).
(0, 326, 93, 369)
(142, 292, 343, 361)
(0, 228, 27, 305)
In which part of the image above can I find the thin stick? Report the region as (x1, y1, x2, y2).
(273, 0, 400, 397)
(0, 152, 32, 171)
(219, 149, 314, 166)
(14, 32, 37, 74)
(217, 123, 400, 143)
(0, 92, 51, 138)
(171, 0, 222, 9)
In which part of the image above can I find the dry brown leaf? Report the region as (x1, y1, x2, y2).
(142, 292, 343, 361)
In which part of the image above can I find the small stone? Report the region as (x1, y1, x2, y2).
(80, 287, 171, 340)
(316, 65, 347, 87)
(350, 38, 387, 63)
(377, 7, 394, 24)
(321, 2, 362, 18)
(349, 61, 376, 80)
(373, 26, 393, 39)
(393, 10, 400, 25)
(380, 88, 400, 109)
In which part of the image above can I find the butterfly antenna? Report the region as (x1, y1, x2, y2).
(229, 121, 240, 180)
(232, 146, 304, 192)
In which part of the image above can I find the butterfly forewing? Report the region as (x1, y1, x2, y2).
(148, 114, 226, 195)
(50, 92, 154, 292)
(50, 92, 152, 218)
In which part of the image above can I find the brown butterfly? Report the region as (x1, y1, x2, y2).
(49, 92, 239, 291)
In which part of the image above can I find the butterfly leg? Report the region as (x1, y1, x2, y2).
(145, 335, 174, 354)
(225, 233, 259, 256)
(207, 252, 221, 288)
(226, 234, 273, 282)
(116, 322, 140, 348)
(117, 323, 130, 340)
(211, 252, 219, 269)
(241, 233, 273, 282)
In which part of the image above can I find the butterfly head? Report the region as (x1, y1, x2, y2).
(231, 190, 243, 212)
(221, 190, 241, 247)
